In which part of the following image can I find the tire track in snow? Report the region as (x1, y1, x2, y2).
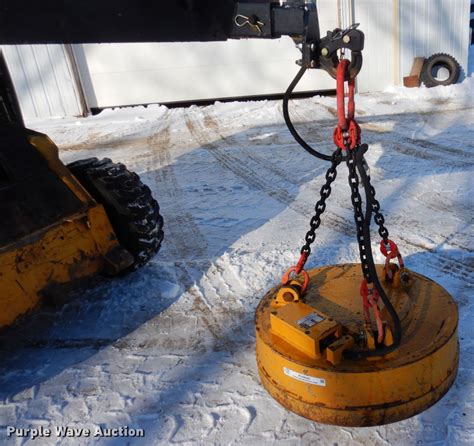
(398, 236, 474, 285)
(185, 109, 303, 210)
(68, 106, 471, 286)
(147, 122, 208, 260)
(270, 103, 474, 181)
(185, 107, 355, 238)
(146, 116, 248, 340)
(141, 122, 229, 341)
(338, 199, 473, 283)
(137, 112, 273, 342)
(365, 133, 474, 168)
(282, 99, 330, 146)
(203, 113, 302, 187)
(193, 107, 472, 251)
(210, 103, 338, 186)
(292, 103, 473, 257)
(295, 101, 474, 164)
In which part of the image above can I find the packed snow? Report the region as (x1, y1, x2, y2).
(0, 75, 473, 445)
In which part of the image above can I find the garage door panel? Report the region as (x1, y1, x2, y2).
(74, 38, 338, 108)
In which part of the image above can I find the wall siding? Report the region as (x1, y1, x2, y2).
(353, 0, 395, 92)
(399, 0, 470, 81)
(352, 0, 469, 92)
(1, 44, 83, 119)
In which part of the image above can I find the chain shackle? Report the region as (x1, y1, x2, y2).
(380, 239, 406, 281)
(281, 267, 310, 294)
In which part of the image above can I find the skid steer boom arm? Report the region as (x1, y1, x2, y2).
(0, 1, 364, 83)
(0, 1, 317, 44)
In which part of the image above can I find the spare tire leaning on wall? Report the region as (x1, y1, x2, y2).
(420, 53, 461, 88)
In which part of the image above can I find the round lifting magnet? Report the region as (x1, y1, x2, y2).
(256, 264, 459, 427)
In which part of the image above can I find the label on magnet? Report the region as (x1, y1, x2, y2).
(296, 312, 324, 329)
(283, 367, 326, 386)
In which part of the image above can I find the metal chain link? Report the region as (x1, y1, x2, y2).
(346, 146, 371, 282)
(300, 148, 343, 256)
(368, 184, 389, 242)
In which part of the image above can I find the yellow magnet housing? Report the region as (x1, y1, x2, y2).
(255, 263, 459, 426)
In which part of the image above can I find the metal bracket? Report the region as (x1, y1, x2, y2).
(318, 25, 365, 79)
(231, 3, 364, 79)
(231, 2, 319, 41)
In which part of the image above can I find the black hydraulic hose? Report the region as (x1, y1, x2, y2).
(349, 146, 402, 358)
(283, 67, 333, 161)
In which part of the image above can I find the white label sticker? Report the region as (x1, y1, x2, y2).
(296, 312, 324, 329)
(283, 367, 326, 386)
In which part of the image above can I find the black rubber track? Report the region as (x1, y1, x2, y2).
(420, 53, 461, 88)
(67, 157, 164, 272)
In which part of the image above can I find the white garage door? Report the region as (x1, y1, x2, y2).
(73, 3, 339, 109)
(2, 44, 85, 118)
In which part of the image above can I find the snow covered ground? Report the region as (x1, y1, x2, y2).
(0, 76, 473, 445)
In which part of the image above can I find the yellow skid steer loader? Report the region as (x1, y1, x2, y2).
(0, 50, 163, 328)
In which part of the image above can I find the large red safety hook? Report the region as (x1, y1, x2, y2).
(333, 59, 361, 150)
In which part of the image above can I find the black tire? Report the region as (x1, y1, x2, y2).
(67, 157, 164, 272)
(420, 53, 461, 88)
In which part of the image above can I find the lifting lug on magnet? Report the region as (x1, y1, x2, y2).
(274, 265, 310, 308)
(383, 264, 411, 288)
(363, 320, 395, 352)
(382, 322, 394, 347)
(380, 239, 410, 287)
(274, 280, 303, 307)
(363, 323, 376, 350)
